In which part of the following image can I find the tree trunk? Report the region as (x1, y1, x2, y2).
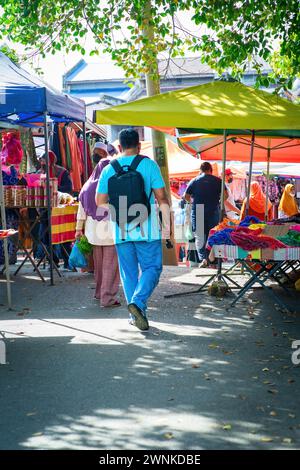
(142, 0, 177, 266)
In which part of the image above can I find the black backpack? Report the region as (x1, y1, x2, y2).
(108, 155, 152, 239)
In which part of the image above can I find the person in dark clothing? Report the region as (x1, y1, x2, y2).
(184, 162, 223, 268)
(37, 151, 73, 269)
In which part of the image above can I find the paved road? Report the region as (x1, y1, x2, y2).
(0, 266, 299, 449)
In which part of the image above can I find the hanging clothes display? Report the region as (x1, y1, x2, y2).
(77, 134, 93, 181)
(231, 178, 246, 202)
(51, 123, 62, 166)
(255, 175, 279, 203)
(66, 126, 83, 192)
(1, 131, 23, 166)
(58, 124, 67, 169)
(62, 125, 72, 171)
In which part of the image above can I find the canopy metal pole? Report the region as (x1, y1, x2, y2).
(245, 130, 255, 216)
(44, 112, 54, 286)
(217, 129, 227, 281)
(265, 143, 271, 221)
(83, 120, 88, 182)
(220, 129, 227, 222)
(0, 157, 12, 309)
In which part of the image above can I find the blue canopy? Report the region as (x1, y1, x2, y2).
(0, 52, 86, 124)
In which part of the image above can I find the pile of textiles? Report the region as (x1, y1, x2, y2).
(230, 227, 286, 250)
(239, 215, 262, 227)
(207, 228, 234, 247)
(207, 217, 287, 251)
(211, 218, 240, 232)
(248, 223, 266, 230)
(278, 229, 300, 247)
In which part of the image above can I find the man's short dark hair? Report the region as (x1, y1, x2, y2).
(200, 162, 213, 173)
(119, 128, 140, 150)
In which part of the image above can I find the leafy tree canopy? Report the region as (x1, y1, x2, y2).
(0, 0, 299, 88)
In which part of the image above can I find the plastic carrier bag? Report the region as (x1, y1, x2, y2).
(69, 241, 88, 269)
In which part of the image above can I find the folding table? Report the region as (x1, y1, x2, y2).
(212, 244, 299, 313)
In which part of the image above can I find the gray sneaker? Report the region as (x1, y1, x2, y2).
(128, 303, 149, 331)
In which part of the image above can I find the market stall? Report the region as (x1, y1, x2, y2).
(95, 80, 300, 308)
(207, 217, 300, 311)
(0, 51, 85, 294)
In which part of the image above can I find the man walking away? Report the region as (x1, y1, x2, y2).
(184, 162, 222, 268)
(96, 129, 171, 331)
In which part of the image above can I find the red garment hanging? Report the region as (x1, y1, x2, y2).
(66, 127, 83, 192)
(77, 137, 93, 181)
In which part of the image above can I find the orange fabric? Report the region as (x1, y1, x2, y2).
(242, 181, 272, 216)
(48, 150, 56, 178)
(213, 218, 240, 232)
(279, 184, 299, 217)
(66, 127, 83, 192)
(240, 200, 273, 221)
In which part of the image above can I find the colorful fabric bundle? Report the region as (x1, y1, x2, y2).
(290, 225, 300, 233)
(207, 228, 235, 248)
(278, 230, 300, 247)
(248, 223, 266, 230)
(212, 218, 239, 232)
(239, 215, 262, 227)
(230, 229, 286, 251)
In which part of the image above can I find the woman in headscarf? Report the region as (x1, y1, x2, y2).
(38, 150, 72, 194)
(75, 148, 120, 308)
(240, 181, 273, 221)
(278, 184, 299, 218)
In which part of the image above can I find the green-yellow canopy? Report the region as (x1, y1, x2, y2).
(95, 81, 300, 137)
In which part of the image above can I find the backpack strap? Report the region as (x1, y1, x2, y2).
(129, 155, 147, 171)
(110, 159, 123, 174)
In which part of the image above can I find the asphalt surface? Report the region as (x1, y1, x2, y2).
(0, 264, 300, 450)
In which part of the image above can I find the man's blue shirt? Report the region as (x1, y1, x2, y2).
(97, 156, 165, 244)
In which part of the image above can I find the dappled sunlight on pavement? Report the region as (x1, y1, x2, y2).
(0, 266, 300, 449)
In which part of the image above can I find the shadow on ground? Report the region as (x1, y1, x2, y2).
(0, 265, 300, 449)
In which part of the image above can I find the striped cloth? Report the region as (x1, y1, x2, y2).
(212, 244, 300, 261)
(51, 204, 78, 245)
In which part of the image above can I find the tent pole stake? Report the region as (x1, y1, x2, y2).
(83, 120, 88, 182)
(246, 130, 255, 215)
(44, 112, 54, 286)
